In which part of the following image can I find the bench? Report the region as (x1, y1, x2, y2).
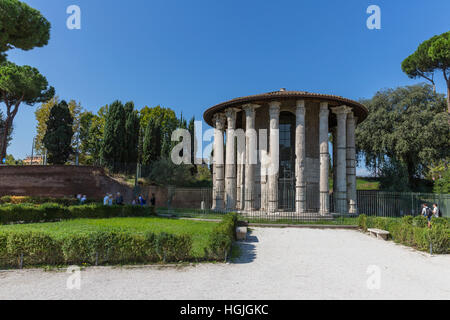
(236, 227, 248, 241)
(367, 228, 390, 240)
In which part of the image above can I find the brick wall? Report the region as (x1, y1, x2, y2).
(0, 166, 133, 201)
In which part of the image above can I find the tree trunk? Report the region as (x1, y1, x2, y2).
(447, 84, 450, 119)
(0, 119, 10, 162)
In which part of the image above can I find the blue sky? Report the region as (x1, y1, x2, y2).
(4, 0, 450, 175)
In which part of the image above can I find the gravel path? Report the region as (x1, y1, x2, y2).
(0, 227, 449, 300)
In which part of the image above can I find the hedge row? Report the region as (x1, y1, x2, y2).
(358, 215, 450, 254)
(0, 203, 155, 225)
(0, 212, 239, 268)
(0, 195, 98, 206)
(0, 230, 192, 268)
(205, 212, 238, 260)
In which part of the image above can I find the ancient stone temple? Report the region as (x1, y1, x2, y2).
(203, 89, 368, 215)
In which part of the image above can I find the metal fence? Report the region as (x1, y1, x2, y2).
(156, 187, 450, 222)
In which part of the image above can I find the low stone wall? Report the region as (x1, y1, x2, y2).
(0, 165, 133, 202)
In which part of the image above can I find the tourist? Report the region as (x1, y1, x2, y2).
(115, 192, 123, 205)
(77, 193, 82, 203)
(108, 194, 113, 206)
(103, 193, 109, 205)
(422, 203, 433, 228)
(80, 195, 87, 204)
(150, 193, 156, 207)
(138, 194, 146, 206)
(432, 203, 440, 218)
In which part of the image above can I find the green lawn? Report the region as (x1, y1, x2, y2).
(0, 217, 217, 258)
(329, 177, 380, 190)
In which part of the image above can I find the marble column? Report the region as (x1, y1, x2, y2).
(225, 108, 238, 211)
(295, 100, 306, 213)
(319, 102, 330, 215)
(332, 106, 351, 214)
(268, 102, 280, 213)
(331, 127, 337, 211)
(243, 104, 259, 211)
(211, 113, 226, 211)
(236, 134, 245, 211)
(346, 112, 357, 214)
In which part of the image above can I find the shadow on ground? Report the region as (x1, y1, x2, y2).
(232, 230, 258, 264)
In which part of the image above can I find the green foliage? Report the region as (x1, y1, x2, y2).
(356, 84, 449, 190)
(0, 203, 155, 225)
(43, 100, 74, 164)
(362, 215, 449, 254)
(101, 101, 126, 172)
(433, 167, 450, 193)
(205, 212, 238, 260)
(147, 157, 195, 187)
(123, 102, 140, 171)
(0, 61, 55, 160)
(0, 0, 51, 63)
(401, 31, 450, 115)
(358, 214, 367, 231)
(0, 195, 95, 206)
(140, 105, 179, 161)
(142, 117, 161, 167)
(0, 229, 193, 268)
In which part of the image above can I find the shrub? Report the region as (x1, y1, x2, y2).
(0, 229, 193, 268)
(0, 204, 156, 225)
(205, 212, 238, 260)
(427, 225, 450, 254)
(154, 232, 193, 262)
(0, 195, 97, 206)
(412, 215, 427, 228)
(358, 214, 367, 231)
(5, 232, 62, 266)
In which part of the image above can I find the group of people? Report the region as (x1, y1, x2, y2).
(131, 193, 156, 207)
(103, 192, 124, 206)
(99, 192, 156, 207)
(421, 203, 441, 228)
(76, 194, 87, 204)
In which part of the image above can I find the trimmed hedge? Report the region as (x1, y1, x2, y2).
(205, 212, 238, 260)
(358, 214, 450, 254)
(0, 195, 98, 206)
(0, 204, 156, 225)
(0, 230, 193, 268)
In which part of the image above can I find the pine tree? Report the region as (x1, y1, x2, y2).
(43, 101, 74, 164)
(101, 100, 125, 172)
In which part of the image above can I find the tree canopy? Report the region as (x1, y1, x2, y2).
(356, 84, 450, 190)
(101, 101, 126, 172)
(0, 0, 51, 63)
(0, 61, 54, 160)
(402, 31, 450, 116)
(35, 96, 81, 154)
(43, 101, 74, 164)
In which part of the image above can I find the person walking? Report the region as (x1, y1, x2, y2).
(432, 203, 440, 218)
(422, 203, 433, 228)
(103, 193, 109, 206)
(115, 192, 123, 205)
(108, 193, 113, 206)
